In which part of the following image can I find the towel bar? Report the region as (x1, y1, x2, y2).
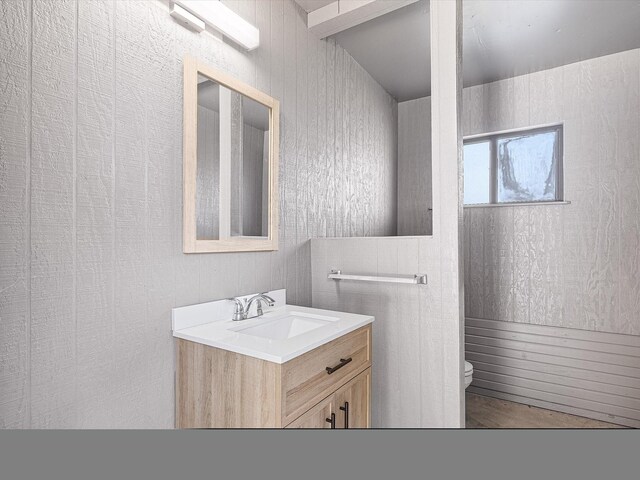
(327, 269, 427, 285)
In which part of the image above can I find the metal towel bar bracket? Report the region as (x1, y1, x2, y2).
(328, 269, 427, 285)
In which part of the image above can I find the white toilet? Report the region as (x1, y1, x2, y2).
(464, 361, 474, 389)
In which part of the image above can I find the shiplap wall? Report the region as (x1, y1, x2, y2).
(0, 0, 397, 428)
(466, 318, 640, 428)
(463, 48, 640, 336)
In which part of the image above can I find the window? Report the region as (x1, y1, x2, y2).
(463, 125, 563, 205)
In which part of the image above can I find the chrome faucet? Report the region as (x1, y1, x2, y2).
(246, 293, 276, 318)
(227, 293, 276, 321)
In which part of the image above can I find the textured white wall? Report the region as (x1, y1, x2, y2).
(396, 48, 640, 336)
(393, 48, 640, 423)
(397, 96, 432, 236)
(311, 0, 464, 428)
(0, 0, 398, 428)
(311, 235, 463, 427)
(463, 48, 640, 336)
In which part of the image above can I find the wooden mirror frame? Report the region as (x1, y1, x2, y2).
(183, 56, 279, 253)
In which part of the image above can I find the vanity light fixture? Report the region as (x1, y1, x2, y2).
(174, 0, 260, 51)
(170, 3, 205, 32)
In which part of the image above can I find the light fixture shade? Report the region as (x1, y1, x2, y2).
(176, 0, 260, 51)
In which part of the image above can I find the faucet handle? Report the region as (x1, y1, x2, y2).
(227, 297, 242, 307)
(227, 297, 245, 321)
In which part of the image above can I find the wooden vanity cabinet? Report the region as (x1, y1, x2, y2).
(286, 368, 371, 429)
(333, 368, 371, 429)
(176, 324, 371, 429)
(285, 394, 336, 429)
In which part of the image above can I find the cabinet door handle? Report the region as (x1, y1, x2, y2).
(325, 413, 336, 429)
(325, 357, 352, 374)
(339, 402, 349, 429)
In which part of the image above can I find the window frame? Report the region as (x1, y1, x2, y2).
(463, 124, 564, 206)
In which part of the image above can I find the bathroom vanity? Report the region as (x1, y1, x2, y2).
(172, 290, 373, 428)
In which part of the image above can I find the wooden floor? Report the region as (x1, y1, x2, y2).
(465, 393, 627, 429)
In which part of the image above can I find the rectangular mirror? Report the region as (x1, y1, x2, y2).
(183, 56, 279, 253)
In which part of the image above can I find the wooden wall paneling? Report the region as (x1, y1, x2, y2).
(344, 52, 354, 236)
(431, 0, 465, 427)
(396, 239, 422, 427)
(333, 43, 344, 238)
(465, 207, 484, 318)
(30, 0, 77, 428)
(293, 5, 308, 306)
(282, 0, 298, 304)
(355, 62, 365, 237)
(397, 97, 432, 236)
(268, 0, 286, 291)
(0, 0, 398, 428)
(619, 50, 640, 335)
(316, 35, 327, 239)
(0, 0, 30, 428)
(511, 74, 530, 129)
(307, 21, 319, 242)
(307, 4, 466, 428)
(75, 0, 117, 428)
(325, 38, 336, 238)
(595, 53, 621, 334)
(363, 69, 373, 237)
(462, 49, 640, 335)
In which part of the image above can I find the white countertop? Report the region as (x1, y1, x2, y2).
(172, 295, 373, 364)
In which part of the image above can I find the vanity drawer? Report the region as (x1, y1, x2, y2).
(281, 324, 371, 424)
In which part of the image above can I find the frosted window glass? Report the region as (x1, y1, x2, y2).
(464, 141, 491, 205)
(497, 131, 558, 203)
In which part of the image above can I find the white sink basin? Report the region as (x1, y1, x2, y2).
(172, 291, 373, 363)
(232, 312, 339, 340)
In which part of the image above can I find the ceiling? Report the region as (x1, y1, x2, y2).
(333, 0, 430, 102)
(324, 0, 640, 102)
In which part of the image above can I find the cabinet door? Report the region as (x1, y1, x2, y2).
(334, 368, 371, 429)
(285, 394, 336, 429)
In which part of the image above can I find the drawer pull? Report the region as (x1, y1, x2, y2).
(326, 357, 352, 375)
(340, 402, 349, 429)
(326, 413, 336, 429)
